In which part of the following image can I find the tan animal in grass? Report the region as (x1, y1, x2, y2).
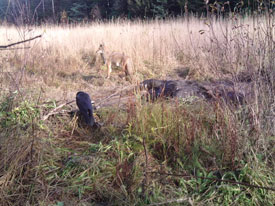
(96, 44, 133, 81)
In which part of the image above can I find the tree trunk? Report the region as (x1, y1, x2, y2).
(51, 0, 55, 21)
(42, 0, 45, 17)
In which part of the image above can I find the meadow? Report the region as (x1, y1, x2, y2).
(0, 13, 274, 205)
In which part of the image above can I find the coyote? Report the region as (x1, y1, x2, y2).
(96, 44, 133, 80)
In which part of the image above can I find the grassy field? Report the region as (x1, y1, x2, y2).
(0, 13, 274, 206)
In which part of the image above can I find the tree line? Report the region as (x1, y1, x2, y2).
(0, 0, 273, 24)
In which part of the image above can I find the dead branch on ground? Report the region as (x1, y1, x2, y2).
(42, 100, 74, 121)
(96, 85, 136, 107)
(0, 34, 42, 50)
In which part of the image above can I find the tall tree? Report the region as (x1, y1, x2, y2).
(0, 0, 268, 23)
(112, 0, 128, 17)
(127, 0, 153, 18)
(51, 0, 55, 20)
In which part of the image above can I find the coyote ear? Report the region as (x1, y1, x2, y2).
(99, 43, 105, 49)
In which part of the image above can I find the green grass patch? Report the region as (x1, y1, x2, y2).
(0, 94, 274, 205)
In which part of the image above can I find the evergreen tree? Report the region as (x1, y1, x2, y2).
(0, 0, 269, 23)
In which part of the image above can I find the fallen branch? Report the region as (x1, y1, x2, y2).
(42, 85, 136, 121)
(97, 85, 136, 107)
(149, 197, 190, 206)
(142, 136, 149, 193)
(149, 171, 275, 192)
(0, 47, 31, 51)
(0, 34, 42, 49)
(42, 100, 74, 121)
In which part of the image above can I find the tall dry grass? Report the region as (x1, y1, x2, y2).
(1, 16, 273, 78)
(1, 14, 273, 134)
(0, 14, 274, 142)
(1, 15, 273, 102)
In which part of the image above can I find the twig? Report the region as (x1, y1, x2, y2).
(30, 117, 35, 162)
(149, 197, 190, 206)
(0, 34, 42, 49)
(42, 85, 135, 121)
(42, 86, 134, 121)
(97, 85, 136, 107)
(149, 171, 275, 192)
(142, 136, 149, 191)
(42, 100, 75, 121)
(0, 47, 31, 50)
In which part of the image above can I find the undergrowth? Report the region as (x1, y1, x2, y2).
(0, 93, 274, 206)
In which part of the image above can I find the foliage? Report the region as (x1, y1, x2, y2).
(0, 94, 41, 129)
(0, 88, 274, 205)
(0, 0, 273, 23)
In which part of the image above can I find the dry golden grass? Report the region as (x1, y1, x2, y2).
(1, 16, 273, 104)
(0, 15, 273, 132)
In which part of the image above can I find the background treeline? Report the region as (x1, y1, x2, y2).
(0, 0, 273, 24)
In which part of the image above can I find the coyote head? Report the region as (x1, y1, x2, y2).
(96, 44, 106, 64)
(96, 44, 105, 54)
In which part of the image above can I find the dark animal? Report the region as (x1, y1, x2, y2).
(140, 79, 166, 100)
(140, 79, 250, 105)
(76, 91, 95, 127)
(140, 79, 209, 100)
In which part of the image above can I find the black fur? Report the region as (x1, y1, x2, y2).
(76, 91, 95, 127)
(140, 79, 249, 105)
